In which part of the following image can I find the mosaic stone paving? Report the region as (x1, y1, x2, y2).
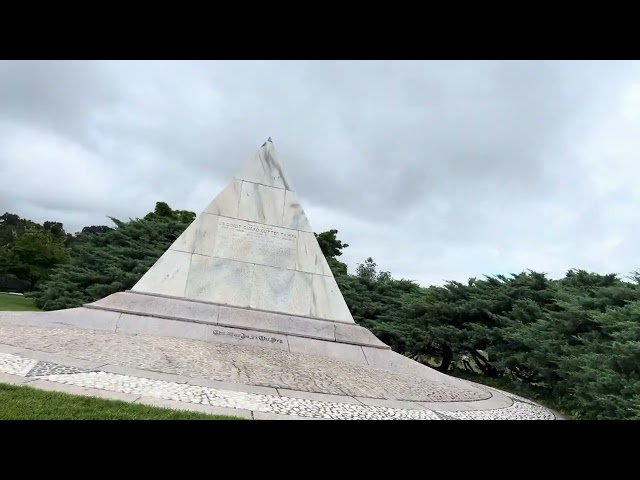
(0, 325, 490, 402)
(437, 402, 556, 420)
(24, 361, 90, 377)
(0, 353, 37, 376)
(484, 389, 542, 407)
(0, 351, 556, 420)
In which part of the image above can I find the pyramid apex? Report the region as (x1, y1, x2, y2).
(238, 138, 293, 190)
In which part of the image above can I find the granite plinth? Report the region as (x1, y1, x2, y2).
(85, 291, 389, 350)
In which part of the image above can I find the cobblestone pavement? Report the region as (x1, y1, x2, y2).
(0, 324, 489, 402)
(0, 351, 556, 420)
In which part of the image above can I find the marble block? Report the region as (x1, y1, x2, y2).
(171, 219, 197, 253)
(279, 315, 336, 341)
(185, 255, 254, 307)
(310, 275, 354, 323)
(213, 217, 298, 270)
(296, 231, 332, 276)
(237, 181, 286, 226)
(282, 190, 312, 232)
(132, 249, 191, 298)
(217, 305, 282, 333)
(234, 141, 293, 190)
(37, 307, 121, 332)
(116, 313, 209, 341)
(203, 179, 242, 218)
(250, 265, 313, 317)
(90, 292, 220, 324)
(192, 213, 219, 257)
(171, 213, 219, 255)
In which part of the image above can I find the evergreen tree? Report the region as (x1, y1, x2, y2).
(29, 202, 194, 311)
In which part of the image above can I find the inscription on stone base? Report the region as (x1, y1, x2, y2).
(211, 328, 284, 344)
(206, 325, 289, 351)
(213, 218, 298, 270)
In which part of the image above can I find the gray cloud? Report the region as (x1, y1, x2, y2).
(1, 60, 639, 285)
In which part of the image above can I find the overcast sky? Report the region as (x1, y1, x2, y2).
(1, 60, 639, 286)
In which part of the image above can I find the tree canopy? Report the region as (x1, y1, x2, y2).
(0, 213, 71, 290)
(26, 202, 195, 311)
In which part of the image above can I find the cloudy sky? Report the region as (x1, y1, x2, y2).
(1, 60, 639, 286)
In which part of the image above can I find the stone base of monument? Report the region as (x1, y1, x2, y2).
(88, 290, 389, 349)
(0, 292, 450, 382)
(81, 290, 447, 379)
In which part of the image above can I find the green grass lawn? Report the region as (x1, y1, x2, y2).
(0, 293, 40, 312)
(0, 383, 245, 420)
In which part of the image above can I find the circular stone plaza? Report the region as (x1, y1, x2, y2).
(0, 318, 558, 420)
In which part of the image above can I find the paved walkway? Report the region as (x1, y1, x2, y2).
(0, 322, 558, 420)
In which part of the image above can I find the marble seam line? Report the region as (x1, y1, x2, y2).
(280, 189, 287, 227)
(114, 312, 124, 333)
(360, 345, 370, 366)
(254, 183, 266, 223)
(235, 179, 242, 217)
(117, 291, 356, 327)
(51, 319, 119, 334)
(168, 248, 335, 279)
(181, 253, 194, 298)
(233, 179, 291, 193)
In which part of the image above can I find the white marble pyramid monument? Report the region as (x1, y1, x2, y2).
(129, 138, 353, 324)
(85, 139, 395, 360)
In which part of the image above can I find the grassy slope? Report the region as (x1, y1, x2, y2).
(0, 383, 244, 420)
(0, 294, 40, 312)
